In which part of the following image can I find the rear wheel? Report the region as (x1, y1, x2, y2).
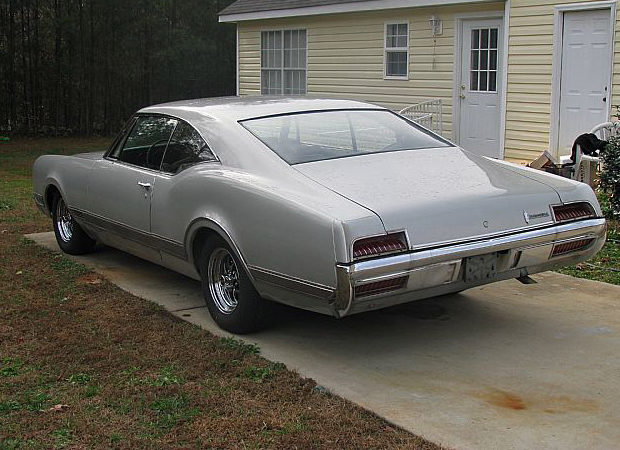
(52, 194, 96, 255)
(199, 236, 269, 334)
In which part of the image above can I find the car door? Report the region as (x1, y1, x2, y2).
(87, 115, 178, 255)
(150, 119, 219, 257)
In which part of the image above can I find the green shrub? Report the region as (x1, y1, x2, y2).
(599, 107, 620, 219)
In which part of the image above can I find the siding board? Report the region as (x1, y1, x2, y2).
(237, 0, 618, 162)
(238, 2, 504, 133)
(505, 0, 619, 161)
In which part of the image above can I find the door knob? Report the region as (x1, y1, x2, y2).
(460, 94, 466, 99)
(137, 181, 151, 190)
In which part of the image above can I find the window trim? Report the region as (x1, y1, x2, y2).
(105, 115, 138, 160)
(260, 28, 308, 95)
(383, 21, 409, 80)
(159, 118, 219, 175)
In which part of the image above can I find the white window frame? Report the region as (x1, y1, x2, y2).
(383, 21, 409, 80)
(260, 29, 308, 95)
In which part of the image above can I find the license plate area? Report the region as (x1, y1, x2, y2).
(464, 252, 498, 283)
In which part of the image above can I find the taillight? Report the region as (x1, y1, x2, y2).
(352, 232, 408, 260)
(551, 238, 594, 257)
(552, 202, 595, 223)
(355, 276, 408, 298)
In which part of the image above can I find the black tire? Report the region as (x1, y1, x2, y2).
(51, 193, 97, 255)
(199, 235, 269, 334)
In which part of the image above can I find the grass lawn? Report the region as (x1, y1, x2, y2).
(557, 219, 620, 285)
(0, 138, 441, 449)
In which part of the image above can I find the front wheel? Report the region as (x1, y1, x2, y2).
(52, 194, 96, 255)
(199, 236, 269, 334)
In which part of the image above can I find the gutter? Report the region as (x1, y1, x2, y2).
(220, 0, 499, 22)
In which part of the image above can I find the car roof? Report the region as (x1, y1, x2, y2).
(138, 96, 385, 122)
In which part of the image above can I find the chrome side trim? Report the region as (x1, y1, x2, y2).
(70, 208, 187, 259)
(33, 193, 46, 214)
(249, 265, 334, 299)
(550, 201, 596, 223)
(334, 265, 353, 317)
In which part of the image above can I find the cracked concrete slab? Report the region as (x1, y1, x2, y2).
(27, 232, 620, 450)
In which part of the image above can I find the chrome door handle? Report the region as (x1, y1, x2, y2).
(137, 181, 151, 190)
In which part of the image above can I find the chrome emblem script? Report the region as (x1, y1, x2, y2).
(523, 210, 530, 224)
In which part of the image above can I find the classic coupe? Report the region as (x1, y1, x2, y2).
(33, 97, 606, 333)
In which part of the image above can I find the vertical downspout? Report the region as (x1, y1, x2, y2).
(499, 0, 511, 160)
(236, 25, 240, 96)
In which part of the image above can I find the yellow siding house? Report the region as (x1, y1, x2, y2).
(219, 0, 618, 163)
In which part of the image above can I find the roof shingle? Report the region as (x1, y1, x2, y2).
(219, 0, 373, 16)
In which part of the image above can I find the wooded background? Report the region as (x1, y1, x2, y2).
(0, 0, 237, 136)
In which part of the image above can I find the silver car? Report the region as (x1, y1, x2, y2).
(33, 97, 606, 333)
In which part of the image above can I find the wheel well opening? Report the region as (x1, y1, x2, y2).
(45, 185, 60, 214)
(192, 228, 218, 273)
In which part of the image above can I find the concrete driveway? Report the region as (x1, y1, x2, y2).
(28, 232, 620, 450)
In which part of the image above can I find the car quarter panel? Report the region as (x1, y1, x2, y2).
(32, 154, 99, 214)
(488, 158, 603, 215)
(149, 162, 385, 291)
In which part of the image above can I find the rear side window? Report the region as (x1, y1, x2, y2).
(241, 109, 451, 164)
(161, 121, 217, 174)
(118, 116, 178, 170)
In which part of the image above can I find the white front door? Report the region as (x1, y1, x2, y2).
(458, 19, 503, 158)
(557, 8, 612, 156)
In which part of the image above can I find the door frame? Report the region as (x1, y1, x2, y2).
(453, 8, 508, 158)
(549, 0, 616, 157)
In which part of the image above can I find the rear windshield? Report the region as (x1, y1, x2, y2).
(240, 109, 452, 164)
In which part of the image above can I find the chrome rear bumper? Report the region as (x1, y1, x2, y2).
(334, 218, 606, 317)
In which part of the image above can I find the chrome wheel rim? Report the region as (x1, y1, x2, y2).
(56, 198, 74, 243)
(207, 248, 240, 314)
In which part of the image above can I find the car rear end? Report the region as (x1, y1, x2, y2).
(334, 201, 605, 317)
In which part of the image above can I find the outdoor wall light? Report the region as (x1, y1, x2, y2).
(429, 15, 442, 36)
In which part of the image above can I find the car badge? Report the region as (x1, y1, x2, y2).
(523, 210, 530, 224)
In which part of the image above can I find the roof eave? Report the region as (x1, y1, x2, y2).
(219, 0, 499, 23)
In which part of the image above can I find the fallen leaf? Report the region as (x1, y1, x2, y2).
(77, 274, 103, 285)
(15, 270, 22, 275)
(48, 404, 69, 412)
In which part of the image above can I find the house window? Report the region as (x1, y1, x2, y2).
(384, 23, 408, 78)
(261, 30, 307, 95)
(470, 28, 498, 92)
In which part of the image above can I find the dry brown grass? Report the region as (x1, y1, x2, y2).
(0, 138, 443, 449)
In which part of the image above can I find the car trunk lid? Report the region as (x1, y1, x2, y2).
(294, 148, 561, 249)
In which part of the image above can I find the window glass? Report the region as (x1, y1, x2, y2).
(261, 29, 307, 95)
(108, 117, 137, 159)
(385, 22, 408, 78)
(161, 121, 216, 174)
(470, 27, 499, 92)
(242, 110, 451, 165)
(119, 116, 177, 169)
